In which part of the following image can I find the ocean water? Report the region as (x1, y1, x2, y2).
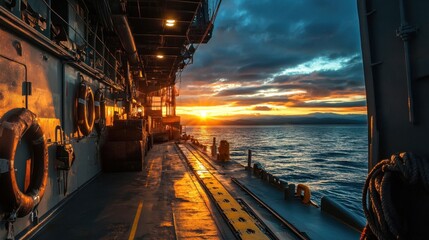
(184, 124, 368, 219)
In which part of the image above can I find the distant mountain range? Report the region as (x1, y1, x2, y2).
(182, 113, 367, 126)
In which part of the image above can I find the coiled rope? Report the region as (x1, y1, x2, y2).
(361, 152, 429, 240)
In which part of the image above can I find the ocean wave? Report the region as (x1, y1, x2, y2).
(311, 158, 327, 163)
(314, 152, 351, 158)
(186, 125, 368, 218)
(332, 160, 366, 169)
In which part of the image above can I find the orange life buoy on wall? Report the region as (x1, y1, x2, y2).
(0, 108, 48, 217)
(77, 82, 95, 136)
(296, 184, 311, 204)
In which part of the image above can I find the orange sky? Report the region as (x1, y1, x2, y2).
(174, 1, 365, 124)
(176, 92, 367, 124)
(175, 63, 367, 123)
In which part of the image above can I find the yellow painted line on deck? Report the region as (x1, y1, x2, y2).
(128, 201, 143, 240)
(178, 144, 270, 240)
(145, 159, 155, 187)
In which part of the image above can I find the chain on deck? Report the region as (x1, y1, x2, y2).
(177, 144, 270, 240)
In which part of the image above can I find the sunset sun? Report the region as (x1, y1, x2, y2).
(199, 110, 208, 119)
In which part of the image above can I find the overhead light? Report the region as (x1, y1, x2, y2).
(165, 19, 176, 27)
(156, 55, 164, 59)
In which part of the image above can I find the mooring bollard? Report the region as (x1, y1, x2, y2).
(218, 140, 230, 162)
(247, 149, 252, 169)
(280, 180, 288, 190)
(253, 162, 262, 175)
(211, 137, 217, 158)
(284, 183, 296, 200)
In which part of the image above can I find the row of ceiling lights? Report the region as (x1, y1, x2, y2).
(165, 19, 176, 27)
(153, 19, 195, 64)
(156, 19, 176, 59)
(156, 45, 194, 60)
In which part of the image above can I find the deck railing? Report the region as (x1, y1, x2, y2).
(18, 0, 124, 84)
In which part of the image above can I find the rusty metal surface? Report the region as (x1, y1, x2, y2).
(0, 14, 104, 238)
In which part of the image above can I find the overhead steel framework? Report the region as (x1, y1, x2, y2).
(124, 0, 220, 94)
(113, 0, 222, 139)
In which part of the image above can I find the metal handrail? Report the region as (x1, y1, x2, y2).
(39, 0, 124, 82)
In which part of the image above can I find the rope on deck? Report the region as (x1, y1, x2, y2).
(361, 152, 429, 240)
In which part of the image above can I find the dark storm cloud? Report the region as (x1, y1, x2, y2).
(291, 100, 367, 108)
(215, 85, 273, 97)
(179, 0, 364, 107)
(252, 106, 273, 111)
(177, 98, 225, 106)
(317, 55, 364, 82)
(230, 96, 288, 106)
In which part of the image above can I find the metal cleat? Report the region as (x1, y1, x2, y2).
(6, 220, 15, 240)
(30, 209, 39, 225)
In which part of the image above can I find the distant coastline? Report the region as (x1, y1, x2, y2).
(181, 113, 367, 126)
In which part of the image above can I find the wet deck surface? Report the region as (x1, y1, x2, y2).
(32, 142, 361, 240)
(33, 143, 225, 239)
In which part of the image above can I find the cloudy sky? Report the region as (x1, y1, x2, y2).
(176, 0, 365, 122)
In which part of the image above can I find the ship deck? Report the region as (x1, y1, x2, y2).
(28, 142, 361, 240)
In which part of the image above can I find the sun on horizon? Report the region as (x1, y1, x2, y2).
(199, 110, 208, 120)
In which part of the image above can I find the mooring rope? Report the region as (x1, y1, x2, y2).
(361, 152, 429, 240)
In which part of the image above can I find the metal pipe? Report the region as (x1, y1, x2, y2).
(123, 59, 130, 95)
(398, 0, 416, 124)
(111, 15, 139, 65)
(61, 62, 66, 129)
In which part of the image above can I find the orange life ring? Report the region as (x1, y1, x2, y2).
(296, 184, 311, 204)
(0, 108, 48, 217)
(77, 82, 95, 135)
